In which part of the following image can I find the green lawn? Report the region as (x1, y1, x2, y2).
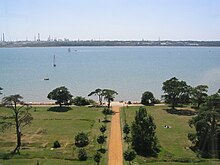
(120, 106, 220, 165)
(0, 106, 110, 165)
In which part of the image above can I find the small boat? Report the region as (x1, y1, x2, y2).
(53, 55, 56, 67)
(44, 77, 49, 81)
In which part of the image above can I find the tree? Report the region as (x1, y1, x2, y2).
(78, 148, 88, 161)
(131, 107, 160, 157)
(123, 123, 130, 139)
(124, 149, 136, 165)
(99, 125, 107, 135)
(1, 95, 33, 154)
(141, 91, 155, 105)
(88, 89, 104, 105)
(162, 77, 190, 109)
(102, 89, 118, 108)
(94, 152, 102, 165)
(47, 86, 72, 107)
(188, 92, 220, 158)
(75, 132, 89, 148)
(102, 108, 113, 121)
(191, 85, 208, 108)
(97, 135, 106, 149)
(71, 96, 90, 106)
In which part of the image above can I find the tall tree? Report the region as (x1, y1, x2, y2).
(188, 92, 220, 158)
(131, 107, 160, 157)
(47, 86, 72, 107)
(88, 89, 104, 105)
(102, 89, 118, 108)
(141, 91, 155, 105)
(191, 85, 208, 108)
(162, 77, 190, 109)
(1, 95, 33, 154)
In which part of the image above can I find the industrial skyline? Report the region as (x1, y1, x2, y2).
(0, 0, 220, 41)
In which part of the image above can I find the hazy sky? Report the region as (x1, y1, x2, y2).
(0, 0, 219, 41)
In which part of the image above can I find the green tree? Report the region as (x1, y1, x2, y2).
(191, 85, 208, 108)
(102, 89, 118, 108)
(47, 86, 72, 107)
(102, 108, 112, 121)
(131, 107, 160, 157)
(1, 95, 33, 154)
(71, 96, 90, 106)
(124, 149, 136, 165)
(162, 77, 190, 109)
(188, 92, 220, 158)
(78, 148, 88, 161)
(141, 91, 155, 105)
(75, 132, 89, 148)
(97, 135, 106, 149)
(94, 152, 102, 165)
(88, 89, 104, 105)
(123, 123, 130, 139)
(99, 125, 107, 135)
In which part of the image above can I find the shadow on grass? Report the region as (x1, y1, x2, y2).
(47, 106, 72, 112)
(97, 148, 106, 154)
(164, 108, 197, 116)
(0, 152, 15, 160)
(102, 120, 111, 123)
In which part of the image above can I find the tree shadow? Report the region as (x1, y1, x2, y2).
(164, 108, 197, 116)
(47, 106, 71, 112)
(0, 152, 15, 160)
(97, 148, 106, 153)
(102, 120, 111, 123)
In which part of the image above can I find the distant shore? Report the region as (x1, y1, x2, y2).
(1, 40, 220, 48)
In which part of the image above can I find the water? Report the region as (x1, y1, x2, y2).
(0, 46, 220, 102)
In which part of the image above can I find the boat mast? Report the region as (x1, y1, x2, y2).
(53, 55, 56, 67)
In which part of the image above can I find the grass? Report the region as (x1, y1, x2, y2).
(0, 105, 110, 164)
(120, 105, 220, 165)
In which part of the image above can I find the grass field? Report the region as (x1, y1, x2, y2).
(0, 106, 110, 165)
(120, 105, 220, 165)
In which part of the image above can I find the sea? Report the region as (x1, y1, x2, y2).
(0, 46, 220, 102)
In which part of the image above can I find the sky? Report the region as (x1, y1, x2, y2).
(0, 0, 220, 41)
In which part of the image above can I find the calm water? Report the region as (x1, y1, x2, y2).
(0, 46, 220, 102)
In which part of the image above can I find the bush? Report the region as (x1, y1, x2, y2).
(99, 125, 107, 134)
(71, 96, 90, 106)
(94, 152, 102, 164)
(53, 140, 61, 148)
(75, 132, 89, 147)
(78, 148, 88, 161)
(124, 149, 136, 162)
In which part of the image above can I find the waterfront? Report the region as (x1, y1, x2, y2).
(1, 46, 220, 102)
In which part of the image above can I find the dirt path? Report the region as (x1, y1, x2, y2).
(108, 106, 123, 165)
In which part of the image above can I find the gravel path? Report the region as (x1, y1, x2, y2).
(108, 106, 123, 165)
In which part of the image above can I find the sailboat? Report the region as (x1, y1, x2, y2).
(68, 48, 71, 53)
(53, 55, 56, 67)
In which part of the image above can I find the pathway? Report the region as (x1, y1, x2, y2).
(108, 106, 123, 165)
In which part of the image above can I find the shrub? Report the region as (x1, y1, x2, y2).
(124, 149, 136, 163)
(94, 152, 102, 164)
(75, 132, 89, 147)
(53, 140, 61, 148)
(99, 125, 107, 134)
(71, 96, 90, 106)
(78, 148, 88, 161)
